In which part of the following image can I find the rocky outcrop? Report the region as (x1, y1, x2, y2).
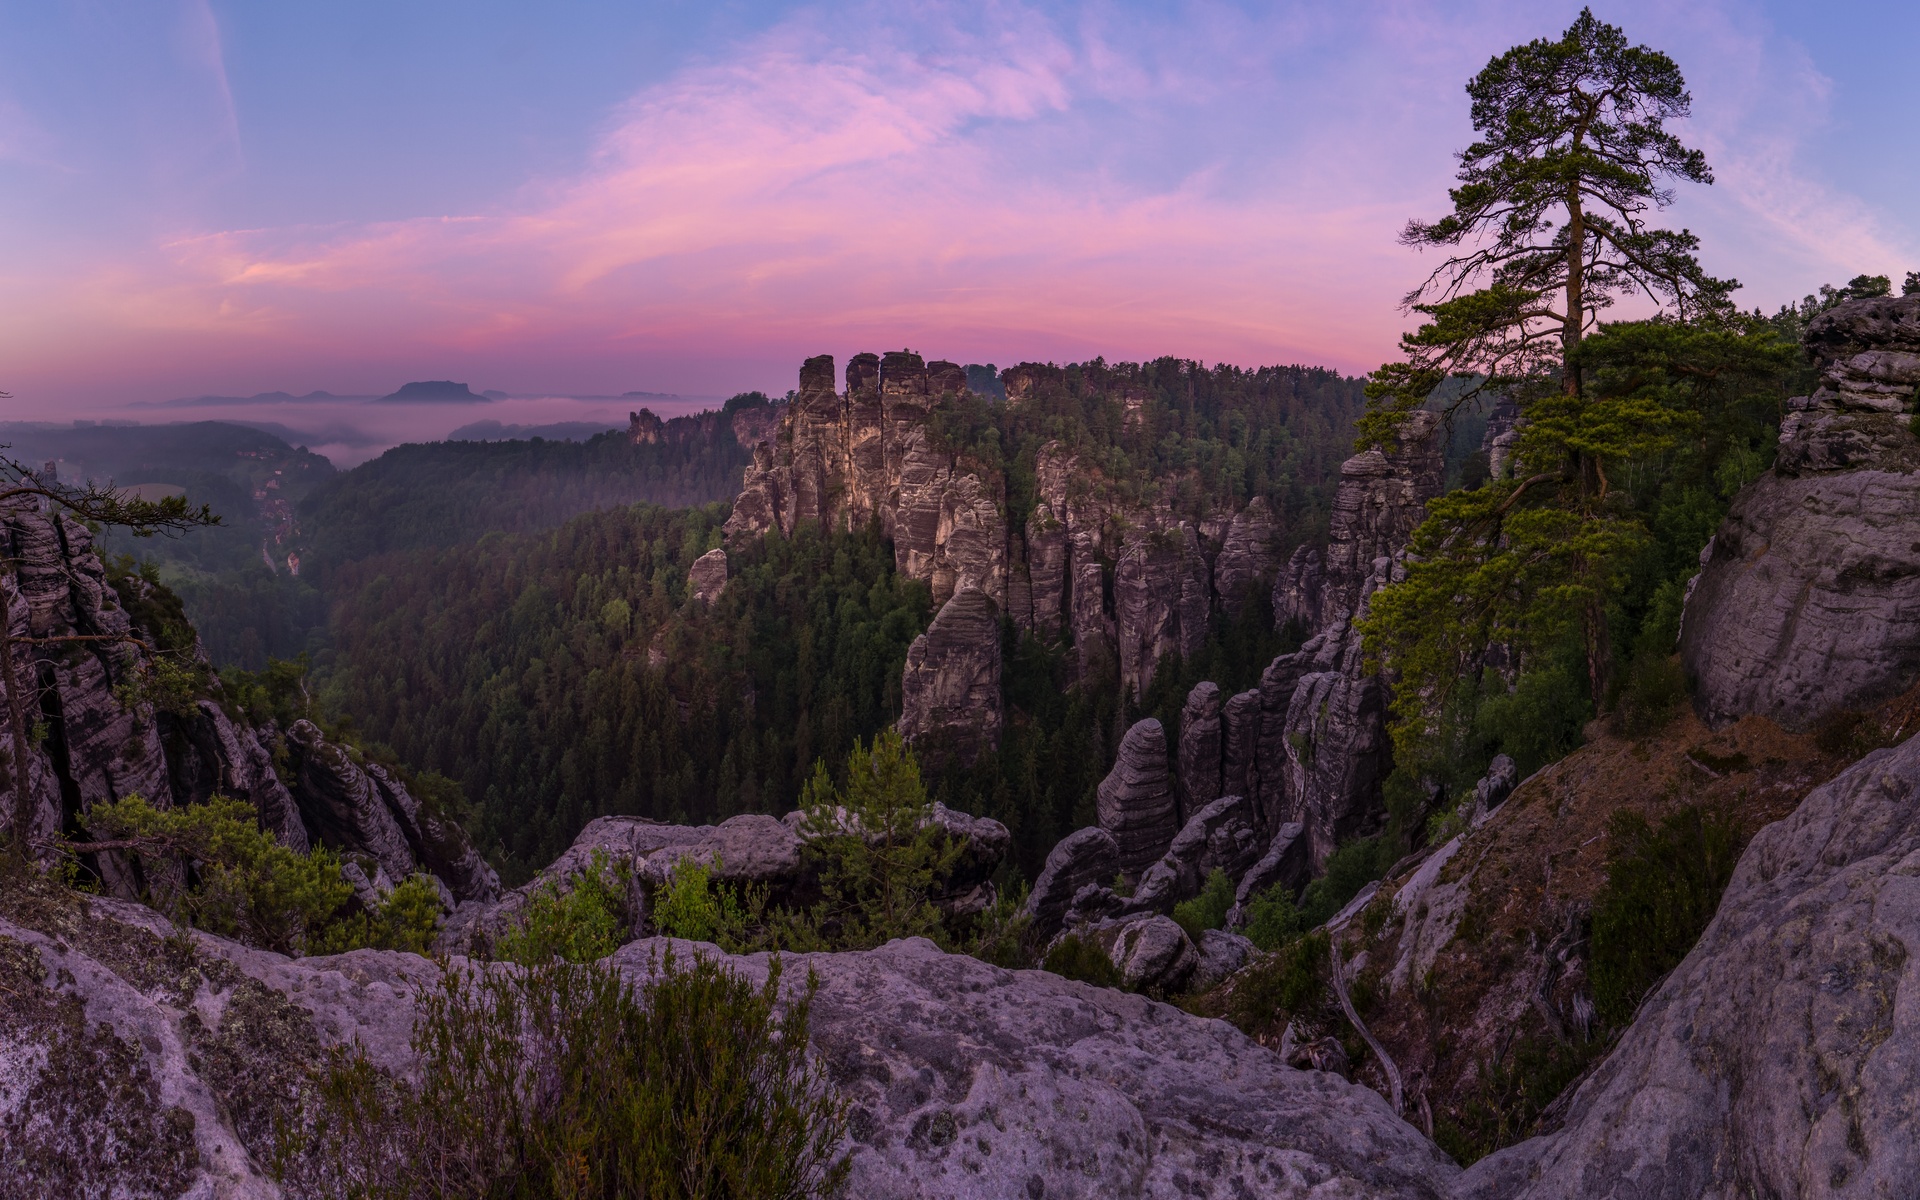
(1228, 820, 1310, 927)
(1124, 792, 1265, 916)
(1271, 615, 1394, 866)
(0, 498, 495, 906)
(445, 803, 1010, 951)
(721, 351, 1001, 609)
(1020, 826, 1122, 939)
(1084, 913, 1200, 993)
(1458, 729, 1920, 1199)
(685, 548, 728, 606)
(1096, 719, 1178, 874)
(1682, 295, 1920, 730)
(1114, 521, 1210, 700)
(284, 721, 499, 903)
(0, 889, 1459, 1199)
(898, 587, 1002, 765)
(1213, 496, 1280, 615)
(1276, 411, 1442, 633)
(1178, 681, 1224, 815)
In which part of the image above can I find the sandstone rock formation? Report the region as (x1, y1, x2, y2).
(685, 547, 728, 606)
(444, 803, 1011, 951)
(1458, 730, 1920, 1199)
(1683, 295, 1920, 730)
(897, 587, 1002, 765)
(1213, 496, 1280, 615)
(1096, 719, 1179, 874)
(0, 498, 496, 906)
(1020, 826, 1122, 939)
(0, 888, 1459, 1199)
(1178, 681, 1224, 815)
(1125, 793, 1264, 917)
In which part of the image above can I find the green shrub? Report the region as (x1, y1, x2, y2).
(1228, 930, 1328, 1033)
(650, 856, 753, 946)
(302, 948, 850, 1198)
(1473, 658, 1591, 779)
(1434, 1031, 1608, 1164)
(492, 850, 631, 966)
(1297, 837, 1391, 928)
(1239, 884, 1307, 952)
(965, 881, 1038, 969)
(1589, 805, 1745, 1025)
(1040, 934, 1123, 989)
(75, 794, 439, 956)
(796, 731, 964, 949)
(1611, 653, 1687, 738)
(1172, 868, 1234, 940)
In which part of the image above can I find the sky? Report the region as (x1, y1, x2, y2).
(1, 0, 1916, 449)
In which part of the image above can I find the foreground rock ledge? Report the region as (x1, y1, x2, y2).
(0, 903, 1452, 1199)
(1456, 731, 1920, 1199)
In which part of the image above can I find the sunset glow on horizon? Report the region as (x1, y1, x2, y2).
(2, 0, 1915, 427)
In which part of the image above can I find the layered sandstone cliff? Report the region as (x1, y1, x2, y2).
(0, 498, 496, 905)
(1682, 295, 1920, 730)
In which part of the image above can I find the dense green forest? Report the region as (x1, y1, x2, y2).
(319, 507, 930, 881)
(298, 406, 755, 572)
(309, 360, 1372, 880)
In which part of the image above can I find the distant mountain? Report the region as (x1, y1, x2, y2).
(375, 380, 491, 404)
(447, 419, 621, 442)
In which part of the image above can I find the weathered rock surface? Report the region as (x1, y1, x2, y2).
(1096, 719, 1178, 874)
(445, 804, 1010, 951)
(1190, 927, 1256, 992)
(898, 588, 1003, 765)
(1213, 496, 1280, 615)
(1683, 295, 1920, 730)
(1457, 730, 1920, 1199)
(1228, 820, 1310, 928)
(1177, 681, 1224, 817)
(0, 887, 1460, 1199)
(722, 351, 1002, 607)
(1086, 913, 1200, 993)
(686, 547, 729, 606)
(1126, 793, 1264, 916)
(1114, 522, 1211, 701)
(0, 499, 494, 906)
(1020, 826, 1122, 940)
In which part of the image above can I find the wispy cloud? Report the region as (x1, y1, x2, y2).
(2, 0, 1913, 405)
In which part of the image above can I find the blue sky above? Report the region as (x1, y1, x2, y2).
(0, 0, 1914, 414)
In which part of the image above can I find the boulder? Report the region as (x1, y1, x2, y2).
(686, 548, 729, 606)
(897, 587, 1003, 766)
(1020, 826, 1121, 939)
(1457, 729, 1920, 1199)
(1102, 914, 1198, 993)
(1190, 927, 1256, 992)
(1468, 754, 1518, 827)
(1096, 719, 1178, 874)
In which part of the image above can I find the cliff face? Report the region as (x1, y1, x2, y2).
(725, 355, 1293, 760)
(1682, 295, 1920, 730)
(0, 499, 496, 905)
(1024, 415, 1444, 930)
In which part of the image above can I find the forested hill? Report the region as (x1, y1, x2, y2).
(312, 358, 1377, 880)
(298, 406, 756, 573)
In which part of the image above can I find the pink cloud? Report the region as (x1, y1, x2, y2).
(3, 0, 1911, 409)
